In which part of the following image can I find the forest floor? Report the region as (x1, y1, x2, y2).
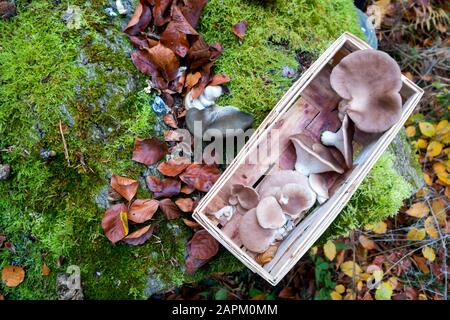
(160, 0, 450, 300)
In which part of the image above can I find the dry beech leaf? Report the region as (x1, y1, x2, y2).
(340, 261, 362, 278)
(179, 164, 221, 192)
(41, 263, 51, 276)
(183, 219, 200, 229)
(175, 198, 194, 212)
(186, 72, 202, 88)
(413, 255, 430, 273)
(2, 266, 25, 288)
(102, 203, 129, 244)
(128, 199, 159, 223)
(132, 137, 168, 165)
(323, 240, 336, 261)
(180, 0, 208, 28)
(181, 184, 195, 194)
(157, 157, 191, 177)
(145, 43, 180, 82)
(209, 74, 230, 86)
(359, 235, 376, 250)
(123, 225, 156, 246)
(146, 176, 181, 198)
(232, 21, 248, 40)
(255, 242, 279, 265)
(110, 175, 139, 202)
(431, 199, 447, 226)
(406, 202, 429, 218)
(424, 216, 439, 238)
(159, 198, 182, 220)
(163, 113, 178, 129)
(366, 221, 387, 234)
(186, 230, 219, 275)
(123, 0, 152, 36)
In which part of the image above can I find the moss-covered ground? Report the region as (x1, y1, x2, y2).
(0, 0, 412, 299)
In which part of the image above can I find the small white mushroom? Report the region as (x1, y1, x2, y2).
(214, 205, 235, 221)
(290, 134, 345, 176)
(256, 196, 286, 229)
(184, 86, 223, 110)
(239, 208, 277, 253)
(321, 113, 354, 168)
(308, 174, 329, 204)
(276, 183, 316, 218)
(116, 0, 127, 14)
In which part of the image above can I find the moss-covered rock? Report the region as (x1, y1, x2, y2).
(0, 0, 414, 300)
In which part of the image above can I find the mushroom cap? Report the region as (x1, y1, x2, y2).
(228, 183, 259, 210)
(308, 173, 329, 204)
(276, 183, 316, 217)
(330, 49, 403, 133)
(256, 196, 286, 229)
(256, 170, 309, 199)
(321, 113, 354, 168)
(290, 134, 345, 176)
(239, 208, 277, 253)
(221, 212, 242, 247)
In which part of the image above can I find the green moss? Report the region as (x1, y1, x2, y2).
(0, 0, 412, 300)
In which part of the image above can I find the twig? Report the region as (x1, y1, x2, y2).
(59, 121, 70, 166)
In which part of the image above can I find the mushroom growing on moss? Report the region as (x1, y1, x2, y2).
(330, 49, 403, 133)
(184, 85, 223, 110)
(321, 113, 354, 168)
(290, 134, 345, 176)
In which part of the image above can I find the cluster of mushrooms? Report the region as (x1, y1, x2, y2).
(211, 49, 404, 261)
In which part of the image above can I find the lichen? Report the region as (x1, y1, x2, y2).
(0, 0, 412, 300)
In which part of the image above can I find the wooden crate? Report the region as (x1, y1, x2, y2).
(192, 32, 424, 286)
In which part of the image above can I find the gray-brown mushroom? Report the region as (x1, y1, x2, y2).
(320, 113, 354, 168)
(330, 49, 403, 133)
(308, 173, 329, 204)
(239, 208, 277, 253)
(290, 134, 345, 176)
(276, 183, 316, 218)
(256, 196, 286, 229)
(256, 170, 310, 199)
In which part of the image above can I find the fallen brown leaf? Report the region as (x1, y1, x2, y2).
(124, 0, 152, 36)
(128, 199, 159, 223)
(163, 113, 178, 129)
(152, 0, 172, 26)
(186, 229, 219, 275)
(146, 43, 180, 82)
(232, 21, 248, 40)
(110, 175, 139, 202)
(179, 164, 221, 192)
(183, 219, 201, 229)
(359, 235, 377, 250)
(132, 137, 168, 165)
(159, 198, 182, 220)
(42, 263, 51, 276)
(123, 225, 156, 246)
(175, 197, 194, 212)
(186, 72, 202, 89)
(209, 74, 230, 86)
(2, 266, 25, 288)
(412, 255, 430, 274)
(146, 176, 181, 198)
(102, 203, 129, 244)
(181, 184, 195, 194)
(157, 157, 191, 177)
(180, 0, 208, 28)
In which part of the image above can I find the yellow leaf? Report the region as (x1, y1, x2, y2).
(323, 240, 336, 261)
(418, 293, 428, 300)
(424, 216, 439, 238)
(431, 199, 447, 226)
(445, 187, 450, 198)
(359, 235, 376, 250)
(335, 284, 346, 294)
(439, 132, 450, 144)
(357, 280, 364, 291)
(405, 126, 416, 137)
(406, 227, 426, 241)
(373, 269, 384, 283)
(330, 291, 342, 300)
(437, 171, 450, 186)
(433, 162, 446, 175)
(426, 141, 443, 158)
(422, 246, 436, 262)
(41, 263, 51, 276)
(310, 246, 318, 256)
(423, 173, 433, 186)
(406, 202, 429, 218)
(375, 281, 393, 300)
(344, 289, 356, 300)
(369, 221, 387, 234)
(388, 277, 398, 290)
(436, 120, 449, 136)
(416, 138, 428, 149)
(340, 261, 362, 278)
(419, 122, 436, 137)
(120, 211, 129, 236)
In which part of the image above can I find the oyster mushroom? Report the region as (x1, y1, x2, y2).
(308, 173, 329, 204)
(256, 170, 310, 199)
(320, 113, 355, 168)
(256, 196, 286, 229)
(184, 86, 223, 110)
(239, 208, 276, 253)
(221, 213, 242, 247)
(186, 105, 254, 139)
(330, 49, 403, 133)
(228, 184, 259, 210)
(290, 134, 345, 176)
(276, 183, 316, 218)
